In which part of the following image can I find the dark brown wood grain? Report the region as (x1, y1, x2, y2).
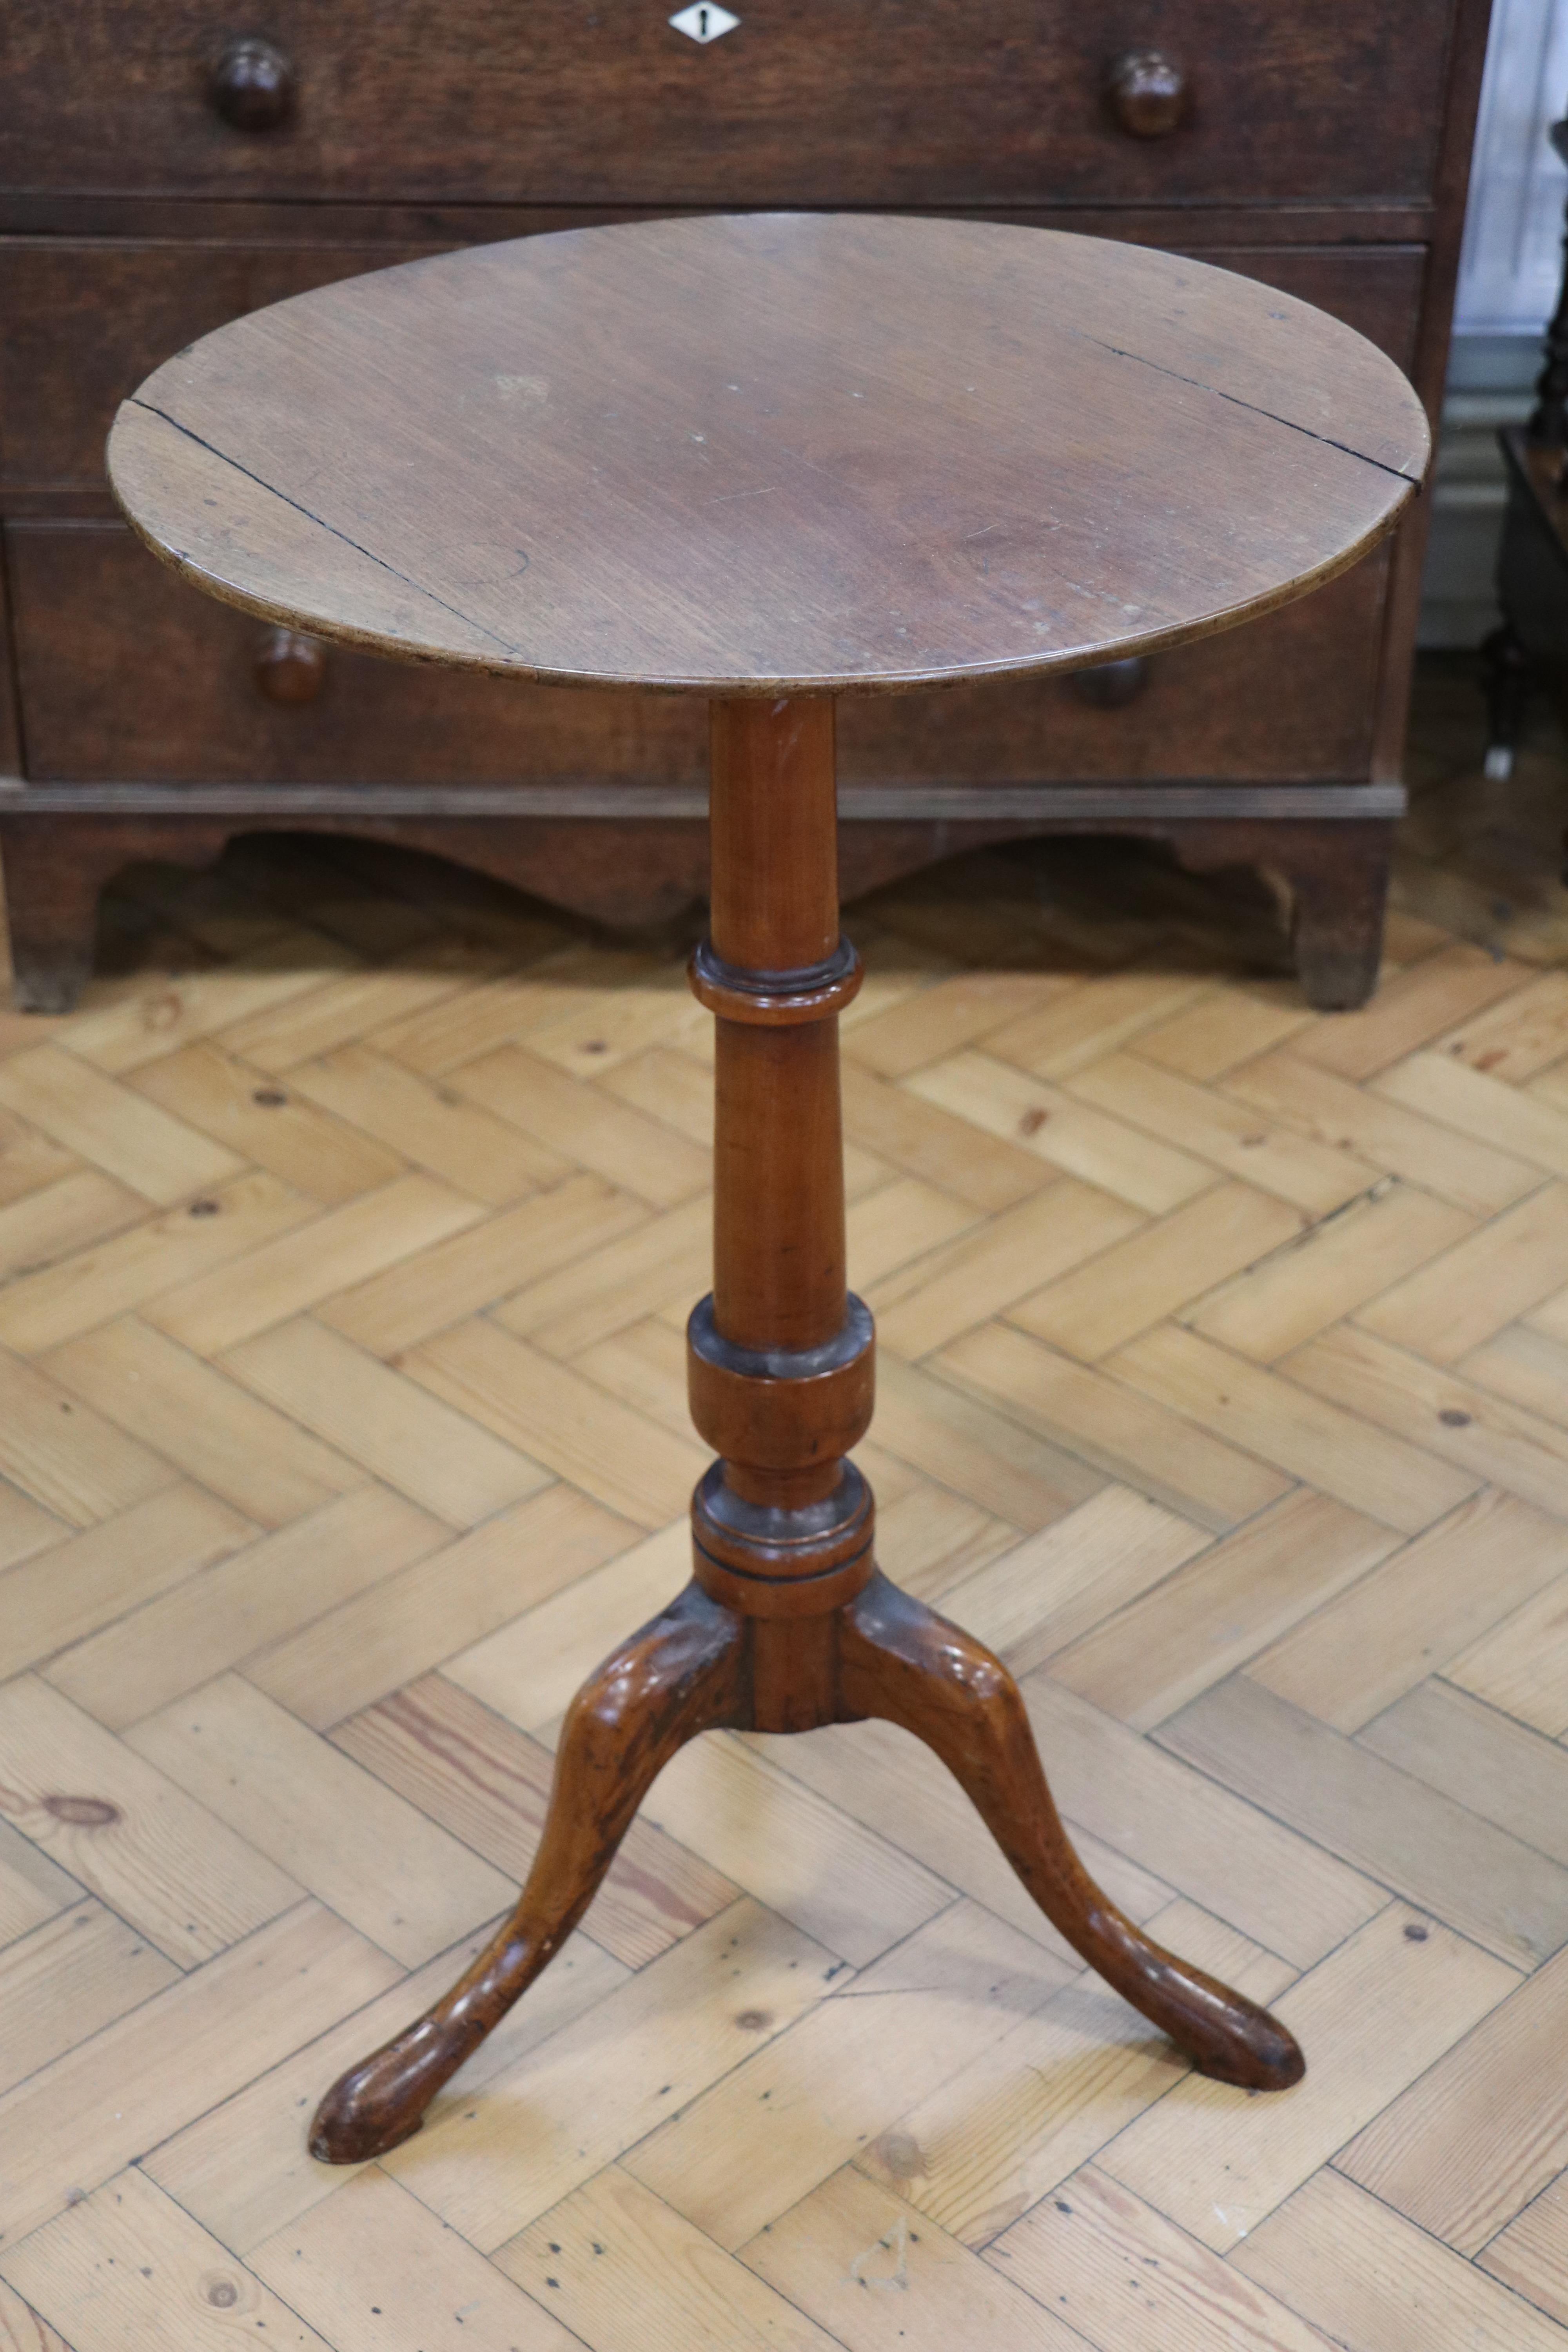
(107, 216, 1425, 694)
(80, 200, 1429, 1002)
(0, 813, 126, 1012)
(0, 551, 21, 786)
(0, 797, 1396, 1016)
(0, 194, 1444, 249)
(310, 694, 1303, 2166)
(3, 0, 1458, 207)
(1, 234, 1425, 501)
(310, 1578, 749, 2162)
(709, 701, 839, 970)
(331, 1674, 739, 1966)
(0, 0, 1492, 1014)
(838, 1572, 1302, 2085)
(0, 242, 447, 496)
(706, 703, 854, 1366)
(7, 519, 1400, 788)
(1287, 838, 1393, 1012)
(6, 521, 706, 786)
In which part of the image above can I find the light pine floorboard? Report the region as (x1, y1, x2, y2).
(1232, 2167, 1568, 2352)
(2, 822, 1567, 2350)
(1158, 1675, 1568, 1968)
(985, 2163, 1336, 2352)
(2, 2165, 337, 2352)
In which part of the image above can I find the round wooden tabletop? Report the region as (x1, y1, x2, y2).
(107, 213, 1428, 698)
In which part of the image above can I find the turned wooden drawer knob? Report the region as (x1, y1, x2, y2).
(255, 628, 327, 703)
(211, 36, 295, 131)
(1105, 50, 1189, 138)
(1071, 654, 1149, 708)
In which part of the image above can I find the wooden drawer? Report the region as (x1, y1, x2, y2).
(0, 233, 1425, 496)
(0, 241, 441, 495)
(7, 521, 706, 787)
(8, 517, 1387, 789)
(2, 0, 1456, 207)
(846, 552, 1388, 785)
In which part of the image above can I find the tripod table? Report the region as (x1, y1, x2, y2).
(107, 212, 1428, 2163)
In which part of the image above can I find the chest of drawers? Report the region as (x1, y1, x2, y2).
(0, 0, 1491, 1009)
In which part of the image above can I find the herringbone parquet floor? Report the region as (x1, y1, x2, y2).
(2, 667, 1568, 2352)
